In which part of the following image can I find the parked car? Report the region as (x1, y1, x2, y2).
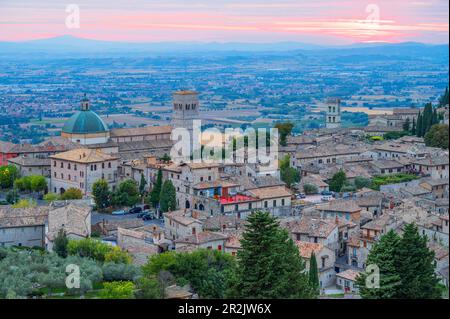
(112, 209, 126, 215)
(142, 211, 155, 221)
(295, 193, 306, 199)
(321, 194, 333, 201)
(128, 206, 143, 214)
(137, 209, 152, 218)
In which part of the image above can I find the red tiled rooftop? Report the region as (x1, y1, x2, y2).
(219, 194, 256, 204)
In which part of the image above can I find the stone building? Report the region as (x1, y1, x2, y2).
(50, 148, 119, 195)
(325, 97, 341, 129)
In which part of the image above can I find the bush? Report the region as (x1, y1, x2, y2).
(59, 188, 83, 200)
(102, 262, 141, 282)
(99, 281, 135, 299)
(303, 183, 318, 195)
(43, 192, 59, 203)
(12, 199, 36, 208)
(67, 238, 131, 264)
(370, 173, 418, 190)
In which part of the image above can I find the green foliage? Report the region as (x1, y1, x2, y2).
(12, 198, 36, 208)
(438, 87, 449, 107)
(308, 252, 320, 296)
(134, 276, 163, 299)
(303, 183, 318, 195)
(0, 165, 19, 189)
(99, 281, 135, 299)
(395, 224, 441, 298)
(14, 175, 47, 193)
(92, 179, 111, 210)
(59, 187, 83, 200)
(6, 189, 19, 204)
(113, 179, 140, 207)
(424, 124, 448, 149)
(104, 246, 133, 264)
(139, 173, 147, 195)
(147, 169, 163, 208)
(354, 176, 371, 189)
(53, 229, 69, 258)
(143, 249, 236, 299)
(357, 230, 401, 299)
(280, 155, 300, 188)
(102, 262, 141, 282)
(229, 211, 314, 298)
(159, 180, 177, 213)
(402, 117, 410, 132)
(0, 248, 103, 298)
(383, 131, 410, 140)
(67, 238, 131, 264)
(357, 225, 441, 299)
(329, 170, 347, 193)
(341, 182, 356, 193)
(43, 192, 59, 203)
(417, 103, 440, 137)
(370, 173, 418, 191)
(274, 122, 294, 146)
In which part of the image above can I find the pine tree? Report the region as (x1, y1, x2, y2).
(159, 180, 177, 213)
(229, 211, 313, 298)
(395, 223, 441, 299)
(308, 251, 320, 296)
(357, 230, 401, 299)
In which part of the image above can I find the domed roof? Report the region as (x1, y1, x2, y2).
(62, 110, 109, 134)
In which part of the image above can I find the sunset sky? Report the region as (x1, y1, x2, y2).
(0, 0, 448, 44)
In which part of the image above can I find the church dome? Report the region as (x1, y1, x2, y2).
(62, 96, 109, 134)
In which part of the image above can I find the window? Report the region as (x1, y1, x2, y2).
(102, 163, 105, 169)
(53, 161, 56, 167)
(60, 162, 63, 168)
(68, 163, 71, 169)
(264, 201, 268, 208)
(192, 227, 196, 235)
(281, 199, 285, 206)
(273, 200, 276, 207)
(74, 164, 77, 171)
(61, 173, 64, 179)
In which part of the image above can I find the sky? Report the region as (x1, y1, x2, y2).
(0, 0, 448, 44)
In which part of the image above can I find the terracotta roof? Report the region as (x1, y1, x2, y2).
(193, 180, 240, 190)
(316, 200, 361, 213)
(110, 125, 172, 138)
(8, 156, 50, 167)
(165, 210, 203, 226)
(248, 185, 292, 200)
(46, 202, 91, 240)
(173, 90, 198, 95)
(0, 206, 49, 228)
(285, 217, 337, 238)
(0, 141, 15, 153)
(336, 269, 362, 281)
(296, 241, 324, 259)
(49, 148, 118, 163)
(174, 231, 228, 245)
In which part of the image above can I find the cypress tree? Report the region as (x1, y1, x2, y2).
(230, 211, 313, 298)
(411, 117, 416, 135)
(139, 173, 147, 195)
(422, 103, 433, 135)
(395, 223, 441, 299)
(357, 230, 401, 299)
(148, 169, 163, 208)
(308, 251, 320, 296)
(402, 117, 410, 132)
(416, 111, 423, 137)
(159, 180, 177, 213)
(431, 108, 438, 125)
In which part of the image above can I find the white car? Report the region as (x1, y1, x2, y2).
(321, 194, 333, 201)
(111, 209, 126, 215)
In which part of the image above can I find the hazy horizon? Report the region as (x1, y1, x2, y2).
(0, 0, 448, 44)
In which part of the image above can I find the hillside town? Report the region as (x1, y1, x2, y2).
(0, 90, 448, 299)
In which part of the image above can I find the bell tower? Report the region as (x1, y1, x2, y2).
(171, 90, 200, 135)
(81, 94, 90, 111)
(325, 97, 341, 129)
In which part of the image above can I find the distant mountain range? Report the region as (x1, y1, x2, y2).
(0, 35, 448, 57)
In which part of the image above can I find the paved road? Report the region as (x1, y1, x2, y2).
(91, 211, 164, 227)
